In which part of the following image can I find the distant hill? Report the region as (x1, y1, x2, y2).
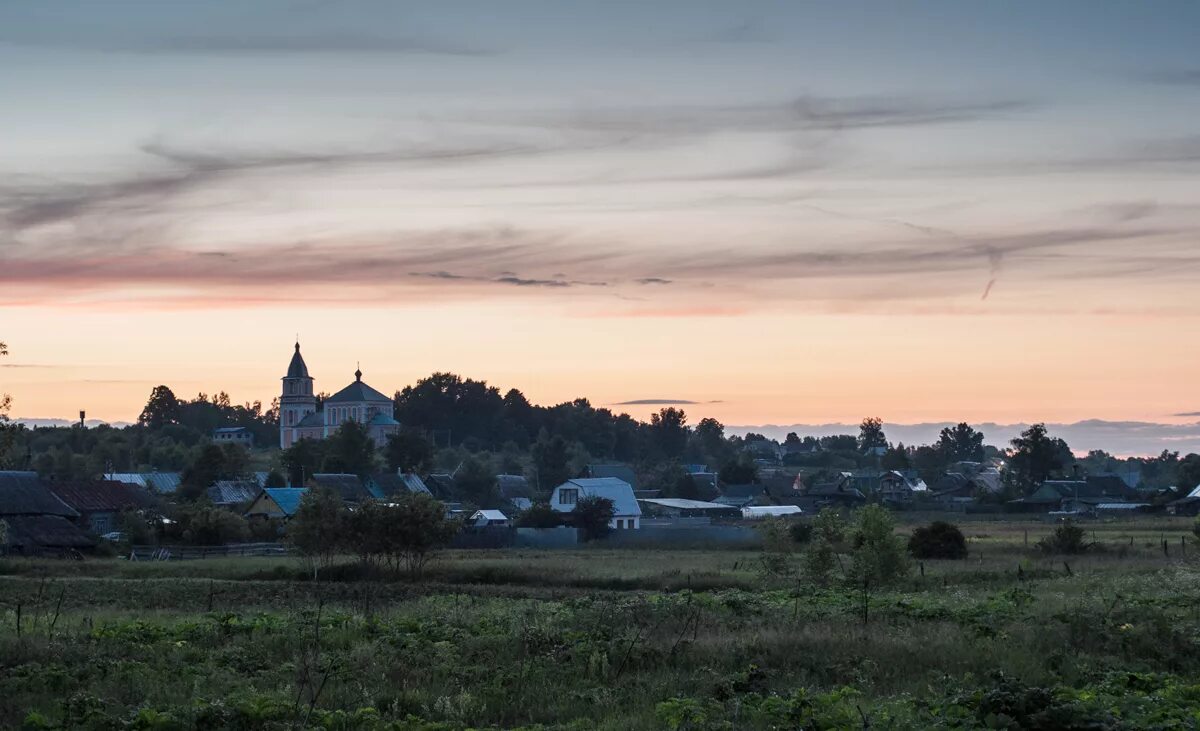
(728, 419, 1200, 458)
(15, 418, 134, 429)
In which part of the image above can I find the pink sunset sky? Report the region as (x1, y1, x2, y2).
(2, 1, 1199, 431)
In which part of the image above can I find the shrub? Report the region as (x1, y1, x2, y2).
(787, 521, 813, 544)
(570, 496, 615, 542)
(515, 502, 563, 528)
(849, 505, 909, 586)
(803, 538, 838, 585)
(164, 506, 250, 546)
(1038, 519, 1089, 555)
(813, 507, 846, 545)
(908, 521, 968, 559)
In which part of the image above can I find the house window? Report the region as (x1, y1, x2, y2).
(559, 488, 578, 506)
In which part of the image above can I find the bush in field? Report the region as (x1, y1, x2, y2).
(386, 492, 460, 579)
(570, 496, 615, 542)
(1038, 519, 1089, 555)
(908, 521, 968, 559)
(813, 507, 846, 545)
(757, 519, 796, 578)
(803, 537, 838, 585)
(849, 504, 909, 586)
(788, 521, 814, 544)
(287, 487, 345, 578)
(516, 502, 563, 528)
(165, 506, 250, 546)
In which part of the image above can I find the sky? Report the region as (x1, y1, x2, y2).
(2, 0, 1200, 446)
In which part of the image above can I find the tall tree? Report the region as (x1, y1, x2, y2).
(322, 421, 378, 476)
(531, 432, 572, 491)
(1177, 453, 1200, 496)
(937, 423, 986, 462)
(1008, 423, 1072, 490)
(281, 438, 326, 486)
(881, 443, 911, 470)
(180, 444, 229, 501)
(385, 428, 434, 473)
(138, 385, 181, 429)
(0, 340, 15, 468)
(857, 417, 887, 451)
(650, 407, 689, 459)
(692, 417, 730, 465)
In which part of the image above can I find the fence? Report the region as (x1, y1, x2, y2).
(129, 542, 289, 561)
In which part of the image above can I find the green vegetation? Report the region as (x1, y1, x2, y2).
(3, 519, 1199, 729)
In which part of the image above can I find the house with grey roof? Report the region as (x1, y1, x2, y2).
(549, 477, 642, 530)
(367, 472, 432, 498)
(212, 426, 254, 449)
(206, 480, 261, 508)
(308, 473, 381, 504)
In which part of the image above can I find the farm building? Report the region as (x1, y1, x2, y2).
(550, 477, 642, 530)
(47, 479, 156, 535)
(638, 498, 740, 519)
(244, 488, 308, 520)
(0, 471, 94, 555)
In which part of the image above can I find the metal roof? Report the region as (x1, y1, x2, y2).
(263, 488, 307, 516)
(47, 480, 155, 513)
(556, 477, 641, 516)
(0, 471, 79, 517)
(207, 481, 260, 506)
(743, 505, 803, 517)
(325, 373, 392, 404)
(472, 509, 508, 521)
(1094, 502, 1149, 510)
(639, 498, 736, 511)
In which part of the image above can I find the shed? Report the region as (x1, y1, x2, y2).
(638, 498, 740, 519)
(470, 509, 509, 527)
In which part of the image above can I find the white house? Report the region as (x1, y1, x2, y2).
(549, 477, 642, 530)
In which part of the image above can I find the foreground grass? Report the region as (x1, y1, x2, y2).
(2, 518, 1200, 729)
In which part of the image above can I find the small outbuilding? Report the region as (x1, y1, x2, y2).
(470, 509, 510, 527)
(245, 488, 308, 520)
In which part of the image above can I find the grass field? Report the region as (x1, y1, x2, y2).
(2, 518, 1200, 729)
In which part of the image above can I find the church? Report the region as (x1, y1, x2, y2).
(279, 342, 401, 449)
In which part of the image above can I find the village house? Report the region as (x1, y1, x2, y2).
(307, 473, 383, 504)
(549, 477, 642, 530)
(0, 471, 94, 555)
(367, 472, 432, 499)
(47, 479, 156, 535)
(279, 342, 401, 449)
(212, 426, 254, 449)
(206, 480, 261, 508)
(104, 471, 182, 495)
(244, 488, 308, 521)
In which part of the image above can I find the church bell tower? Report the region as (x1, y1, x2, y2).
(280, 341, 317, 448)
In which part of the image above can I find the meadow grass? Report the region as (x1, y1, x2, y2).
(2, 517, 1200, 729)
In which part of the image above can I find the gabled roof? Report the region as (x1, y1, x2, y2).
(720, 483, 764, 500)
(103, 472, 181, 494)
(1, 515, 93, 549)
(0, 471, 78, 517)
(263, 488, 307, 516)
(424, 473, 456, 499)
(310, 473, 379, 501)
(495, 474, 531, 498)
(47, 480, 155, 513)
(369, 472, 431, 497)
(472, 509, 508, 521)
(556, 477, 641, 516)
(325, 371, 392, 404)
(286, 342, 310, 379)
(207, 480, 260, 506)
